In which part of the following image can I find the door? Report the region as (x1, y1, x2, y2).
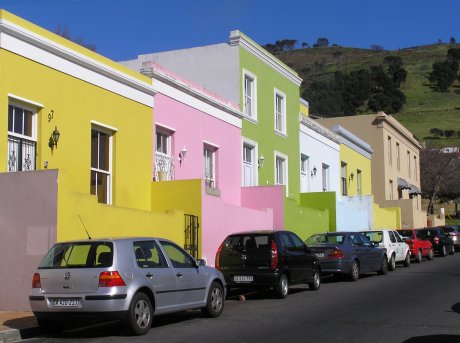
(133, 240, 177, 311)
(393, 231, 406, 260)
(243, 143, 255, 187)
(159, 240, 206, 308)
(388, 231, 403, 261)
(279, 232, 313, 283)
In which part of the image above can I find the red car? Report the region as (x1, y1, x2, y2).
(397, 229, 434, 262)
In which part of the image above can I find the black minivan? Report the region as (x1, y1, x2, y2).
(215, 230, 320, 298)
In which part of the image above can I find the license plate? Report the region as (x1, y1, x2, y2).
(233, 275, 253, 283)
(52, 298, 79, 307)
(315, 253, 324, 258)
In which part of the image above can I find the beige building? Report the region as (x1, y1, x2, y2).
(318, 112, 429, 229)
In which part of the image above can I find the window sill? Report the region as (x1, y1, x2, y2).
(274, 130, 288, 139)
(243, 115, 258, 125)
(205, 187, 221, 197)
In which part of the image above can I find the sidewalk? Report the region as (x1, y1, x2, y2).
(0, 311, 38, 342)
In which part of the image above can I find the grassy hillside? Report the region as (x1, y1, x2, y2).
(275, 44, 460, 148)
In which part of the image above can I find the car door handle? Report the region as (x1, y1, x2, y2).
(176, 272, 183, 278)
(145, 273, 154, 278)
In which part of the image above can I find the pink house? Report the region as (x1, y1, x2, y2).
(145, 63, 275, 264)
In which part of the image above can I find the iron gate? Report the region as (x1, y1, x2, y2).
(184, 214, 199, 258)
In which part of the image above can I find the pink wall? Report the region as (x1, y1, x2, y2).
(154, 92, 242, 205)
(241, 186, 285, 229)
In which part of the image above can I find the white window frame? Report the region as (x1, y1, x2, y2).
(300, 154, 309, 193)
(274, 151, 288, 196)
(155, 125, 175, 181)
(274, 88, 287, 136)
(242, 69, 257, 121)
(7, 100, 38, 172)
(396, 142, 400, 171)
(414, 156, 418, 181)
(242, 138, 258, 187)
(387, 136, 392, 166)
(204, 143, 218, 189)
(91, 126, 113, 205)
(407, 150, 411, 177)
(322, 163, 329, 192)
(341, 162, 348, 196)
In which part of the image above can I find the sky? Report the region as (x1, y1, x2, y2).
(0, 0, 459, 62)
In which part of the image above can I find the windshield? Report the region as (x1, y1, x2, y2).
(38, 242, 113, 269)
(305, 233, 345, 245)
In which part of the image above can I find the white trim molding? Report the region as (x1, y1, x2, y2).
(8, 94, 44, 108)
(242, 68, 258, 121)
(229, 30, 302, 87)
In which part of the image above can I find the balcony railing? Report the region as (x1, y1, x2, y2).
(154, 153, 174, 181)
(7, 136, 36, 172)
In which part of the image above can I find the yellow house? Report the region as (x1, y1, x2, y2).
(0, 10, 183, 310)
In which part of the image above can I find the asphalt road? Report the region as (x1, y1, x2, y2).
(26, 253, 460, 343)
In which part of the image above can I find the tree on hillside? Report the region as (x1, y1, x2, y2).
(447, 48, 460, 61)
(450, 37, 456, 44)
(54, 25, 96, 51)
(421, 148, 460, 214)
(315, 38, 329, 47)
(429, 60, 459, 91)
(301, 42, 310, 49)
(371, 44, 384, 51)
(384, 56, 407, 87)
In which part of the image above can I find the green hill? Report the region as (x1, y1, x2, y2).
(275, 44, 460, 148)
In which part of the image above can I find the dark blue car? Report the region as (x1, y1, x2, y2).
(305, 232, 388, 281)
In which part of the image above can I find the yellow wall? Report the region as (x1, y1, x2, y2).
(373, 203, 401, 229)
(300, 101, 309, 116)
(340, 145, 372, 196)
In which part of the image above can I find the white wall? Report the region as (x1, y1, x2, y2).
(336, 196, 373, 231)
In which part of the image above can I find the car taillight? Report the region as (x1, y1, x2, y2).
(215, 241, 224, 270)
(434, 237, 440, 244)
(98, 271, 126, 287)
(328, 248, 344, 259)
(270, 240, 279, 271)
(32, 273, 41, 288)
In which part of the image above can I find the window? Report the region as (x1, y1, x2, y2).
(159, 241, 195, 269)
(389, 179, 394, 200)
(134, 241, 167, 268)
(414, 156, 418, 180)
(204, 144, 217, 188)
(357, 170, 362, 195)
(155, 127, 174, 181)
(243, 70, 257, 119)
(274, 89, 286, 134)
(396, 143, 400, 170)
(322, 163, 329, 192)
(91, 128, 112, 204)
(300, 154, 309, 193)
(387, 136, 392, 166)
(7, 103, 37, 172)
(275, 153, 288, 195)
(407, 151, 411, 177)
(242, 141, 257, 187)
(341, 162, 347, 196)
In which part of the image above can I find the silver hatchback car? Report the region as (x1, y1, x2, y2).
(29, 237, 226, 335)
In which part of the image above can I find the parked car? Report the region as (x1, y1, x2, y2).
(360, 229, 411, 270)
(215, 230, 321, 299)
(30, 237, 226, 336)
(397, 229, 434, 262)
(305, 232, 388, 281)
(417, 227, 455, 257)
(442, 225, 460, 251)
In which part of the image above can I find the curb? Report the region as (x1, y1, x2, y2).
(0, 326, 40, 343)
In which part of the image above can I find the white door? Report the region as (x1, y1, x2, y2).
(300, 154, 308, 193)
(243, 144, 255, 187)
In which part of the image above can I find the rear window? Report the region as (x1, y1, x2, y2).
(362, 231, 383, 243)
(443, 227, 456, 233)
(306, 233, 345, 245)
(38, 242, 113, 269)
(224, 234, 269, 250)
(398, 230, 413, 239)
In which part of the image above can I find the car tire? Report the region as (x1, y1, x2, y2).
(440, 246, 447, 257)
(202, 281, 224, 318)
(308, 268, 321, 291)
(388, 254, 396, 271)
(378, 255, 388, 275)
(449, 245, 455, 255)
(427, 248, 434, 260)
(415, 250, 422, 263)
(125, 292, 153, 336)
(349, 260, 360, 281)
(37, 317, 61, 334)
(275, 274, 289, 298)
(403, 252, 411, 267)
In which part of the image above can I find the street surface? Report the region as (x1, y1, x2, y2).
(26, 253, 460, 343)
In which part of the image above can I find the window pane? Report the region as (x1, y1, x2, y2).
(91, 130, 98, 169)
(160, 241, 195, 268)
(14, 106, 23, 134)
(99, 132, 110, 171)
(8, 105, 13, 132)
(24, 110, 33, 137)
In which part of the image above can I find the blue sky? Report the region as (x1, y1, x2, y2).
(0, 0, 459, 62)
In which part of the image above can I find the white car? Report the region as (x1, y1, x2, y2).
(361, 230, 411, 271)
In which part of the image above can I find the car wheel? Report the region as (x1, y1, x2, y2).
(308, 268, 321, 291)
(415, 250, 422, 263)
(125, 292, 153, 336)
(427, 248, 434, 260)
(37, 317, 61, 334)
(349, 260, 360, 281)
(275, 274, 289, 298)
(378, 255, 388, 275)
(202, 281, 224, 318)
(388, 254, 396, 271)
(449, 245, 455, 255)
(403, 252, 411, 267)
(441, 245, 447, 257)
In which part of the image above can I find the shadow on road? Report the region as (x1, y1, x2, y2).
(403, 334, 460, 342)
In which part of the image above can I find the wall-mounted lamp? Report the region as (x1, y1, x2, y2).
(178, 146, 187, 165)
(311, 166, 317, 177)
(349, 172, 355, 181)
(258, 154, 265, 168)
(48, 126, 60, 149)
